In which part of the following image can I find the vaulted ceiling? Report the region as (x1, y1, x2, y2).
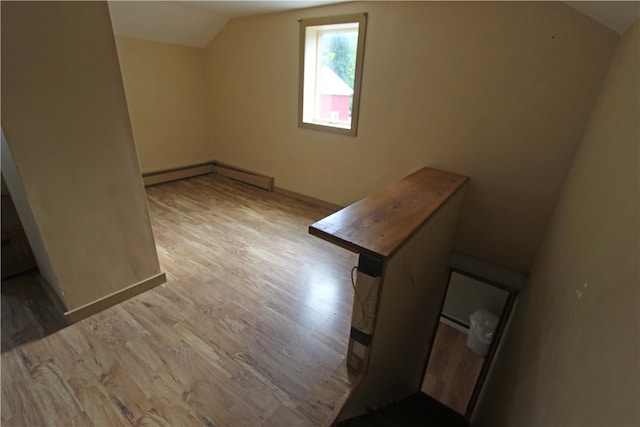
(107, 1, 341, 47)
(108, 1, 640, 49)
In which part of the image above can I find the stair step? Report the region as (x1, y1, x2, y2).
(360, 412, 398, 427)
(338, 393, 470, 427)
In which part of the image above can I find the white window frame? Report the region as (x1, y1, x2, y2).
(298, 14, 367, 137)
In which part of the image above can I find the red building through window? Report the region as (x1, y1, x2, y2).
(317, 66, 353, 123)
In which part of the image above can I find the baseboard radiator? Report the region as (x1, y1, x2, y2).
(212, 162, 274, 192)
(142, 161, 274, 192)
(141, 162, 344, 211)
(142, 163, 215, 187)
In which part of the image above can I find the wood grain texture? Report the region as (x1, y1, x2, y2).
(1, 174, 360, 426)
(1, 271, 67, 353)
(422, 322, 484, 415)
(63, 272, 167, 323)
(309, 167, 468, 259)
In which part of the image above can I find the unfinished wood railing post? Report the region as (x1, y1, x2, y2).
(347, 252, 384, 373)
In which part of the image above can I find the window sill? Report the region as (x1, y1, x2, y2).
(299, 120, 356, 137)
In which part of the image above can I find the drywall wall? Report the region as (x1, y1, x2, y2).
(115, 36, 211, 174)
(473, 19, 639, 426)
(1, 1, 163, 311)
(442, 272, 509, 327)
(1, 131, 60, 295)
(204, 1, 618, 271)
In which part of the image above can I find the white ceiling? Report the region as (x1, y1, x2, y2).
(108, 1, 640, 49)
(108, 1, 343, 48)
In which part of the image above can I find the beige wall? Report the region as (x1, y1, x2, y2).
(1, 131, 62, 298)
(1, 2, 162, 311)
(473, 19, 639, 426)
(115, 36, 211, 174)
(204, 1, 618, 271)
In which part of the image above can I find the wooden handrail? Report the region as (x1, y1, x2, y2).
(309, 167, 469, 259)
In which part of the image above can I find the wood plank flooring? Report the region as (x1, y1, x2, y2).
(421, 322, 485, 415)
(1, 270, 67, 352)
(1, 174, 359, 426)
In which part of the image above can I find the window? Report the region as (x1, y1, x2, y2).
(298, 14, 367, 136)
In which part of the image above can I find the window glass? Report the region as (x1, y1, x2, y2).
(299, 14, 367, 136)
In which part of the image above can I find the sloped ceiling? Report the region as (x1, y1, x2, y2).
(565, 1, 640, 33)
(108, 1, 640, 49)
(108, 1, 344, 48)
(108, 1, 229, 47)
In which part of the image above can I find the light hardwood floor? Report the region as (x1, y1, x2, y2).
(421, 322, 485, 415)
(1, 174, 360, 426)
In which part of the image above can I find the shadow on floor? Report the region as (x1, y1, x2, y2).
(338, 393, 471, 427)
(1, 270, 67, 353)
